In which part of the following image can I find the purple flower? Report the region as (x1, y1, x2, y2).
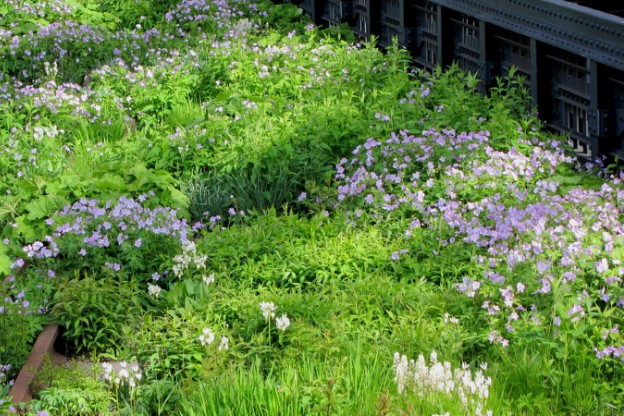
(596, 258, 609, 274)
(11, 258, 25, 269)
(567, 304, 585, 322)
(533, 278, 551, 294)
(499, 286, 515, 307)
(457, 277, 480, 297)
(134, 238, 142, 248)
(536, 261, 550, 274)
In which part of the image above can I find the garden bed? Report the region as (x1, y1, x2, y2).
(1, 0, 624, 415)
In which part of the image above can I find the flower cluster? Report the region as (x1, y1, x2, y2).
(4, 0, 74, 18)
(202, 273, 215, 285)
(335, 126, 624, 358)
(0, 363, 11, 386)
(198, 327, 229, 351)
(164, 0, 261, 37)
(147, 283, 162, 298)
(172, 241, 207, 279)
(13, 194, 194, 283)
(259, 301, 277, 321)
(394, 351, 492, 416)
(260, 301, 290, 331)
(101, 361, 142, 389)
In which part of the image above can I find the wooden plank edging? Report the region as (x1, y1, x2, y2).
(8, 324, 63, 402)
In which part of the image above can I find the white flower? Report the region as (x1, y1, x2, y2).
(33, 126, 44, 141)
(172, 241, 208, 278)
(276, 314, 290, 331)
(203, 273, 215, 285)
(101, 363, 113, 382)
(443, 313, 459, 324)
(393, 350, 491, 414)
(219, 336, 229, 351)
(259, 302, 277, 321)
(47, 125, 59, 138)
(199, 328, 215, 346)
(147, 283, 161, 297)
(101, 361, 141, 389)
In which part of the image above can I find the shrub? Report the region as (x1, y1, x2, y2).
(51, 273, 143, 355)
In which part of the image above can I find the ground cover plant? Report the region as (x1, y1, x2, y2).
(1, 0, 624, 414)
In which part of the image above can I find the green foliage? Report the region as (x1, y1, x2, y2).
(1, 1, 624, 415)
(199, 210, 402, 288)
(0, 270, 54, 383)
(0, 383, 11, 414)
(51, 274, 143, 355)
(27, 360, 113, 416)
(180, 352, 396, 416)
(97, 0, 178, 30)
(132, 379, 183, 416)
(123, 309, 226, 381)
(184, 176, 233, 222)
(254, 2, 308, 32)
(0, 0, 119, 33)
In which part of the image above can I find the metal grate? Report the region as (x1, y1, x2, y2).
(298, 0, 320, 22)
(380, 22, 407, 46)
(322, 0, 353, 25)
(451, 14, 482, 75)
(381, 0, 402, 20)
(547, 50, 590, 99)
(414, 1, 438, 68)
(353, 0, 372, 37)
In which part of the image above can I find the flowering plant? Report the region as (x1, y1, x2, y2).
(394, 351, 492, 416)
(15, 194, 195, 285)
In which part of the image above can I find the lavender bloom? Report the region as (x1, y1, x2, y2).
(567, 304, 585, 322)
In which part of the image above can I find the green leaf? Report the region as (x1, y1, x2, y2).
(0, 253, 12, 277)
(0, 196, 23, 221)
(14, 215, 36, 240)
(25, 194, 69, 220)
(92, 173, 126, 192)
(169, 187, 189, 211)
(571, 323, 588, 338)
(549, 175, 582, 186)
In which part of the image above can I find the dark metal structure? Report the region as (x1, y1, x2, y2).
(284, 0, 624, 160)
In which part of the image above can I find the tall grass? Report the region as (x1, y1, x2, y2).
(180, 350, 395, 416)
